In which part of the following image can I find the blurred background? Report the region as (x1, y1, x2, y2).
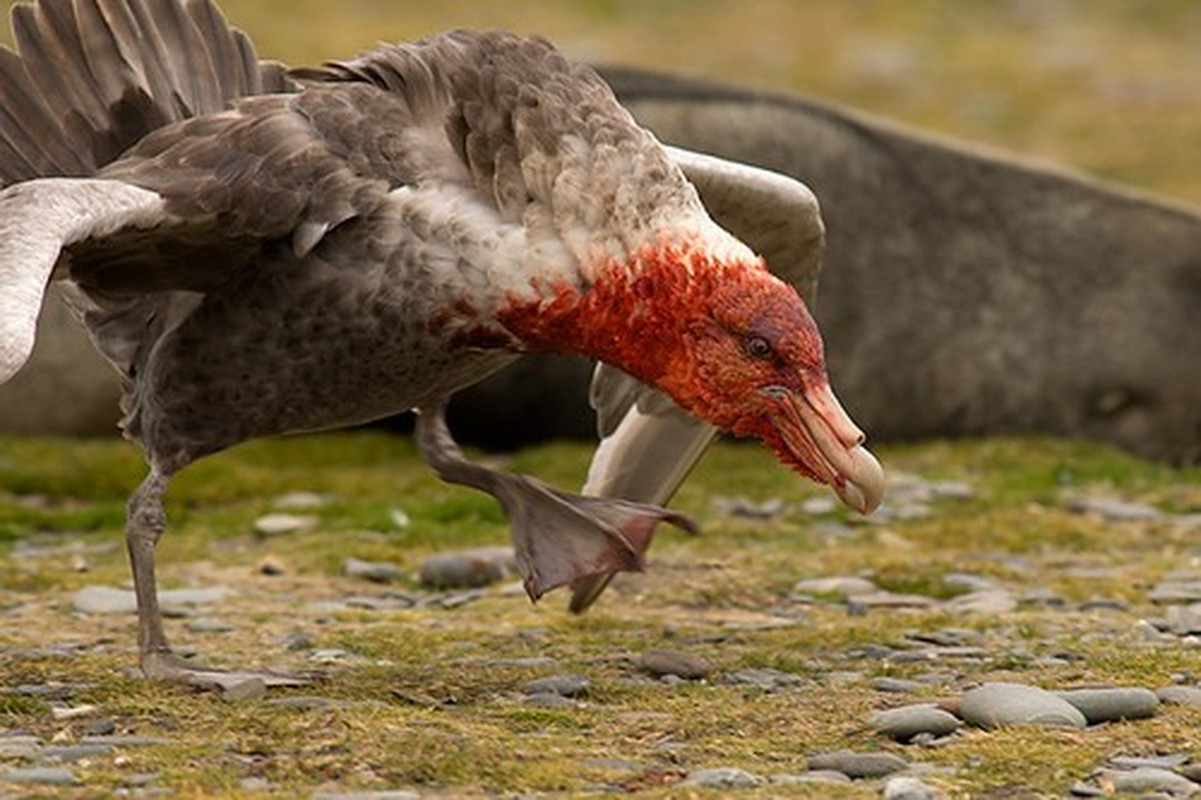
(41, 0, 1196, 206)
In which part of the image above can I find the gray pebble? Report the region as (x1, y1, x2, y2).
(637, 649, 712, 680)
(220, 677, 268, 702)
(1065, 496, 1161, 522)
(873, 678, 927, 693)
(1181, 765, 1201, 782)
(0, 767, 78, 785)
(1109, 754, 1190, 770)
(309, 787, 422, 792)
(523, 674, 589, 698)
(960, 682, 1087, 730)
(41, 744, 113, 762)
(418, 547, 514, 589)
(272, 492, 329, 510)
(794, 576, 878, 598)
(1150, 580, 1201, 604)
(681, 767, 765, 788)
(1165, 604, 1201, 635)
(807, 749, 909, 779)
(943, 589, 1017, 615)
(770, 770, 851, 785)
(73, 585, 231, 615)
(523, 692, 574, 709)
(0, 740, 39, 759)
(871, 705, 961, 742)
(253, 513, 317, 537)
(884, 776, 938, 800)
(724, 667, 804, 692)
(1056, 687, 1159, 724)
(343, 557, 403, 583)
(1103, 767, 1200, 796)
(1156, 686, 1201, 707)
(853, 591, 937, 609)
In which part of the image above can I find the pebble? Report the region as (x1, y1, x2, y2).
(771, 770, 851, 785)
(72, 585, 231, 615)
(1165, 604, 1201, 635)
(873, 678, 927, 693)
(523, 674, 589, 698)
(186, 618, 234, 633)
(0, 767, 78, 785)
(309, 787, 422, 792)
(960, 682, 1087, 729)
(1064, 496, 1161, 522)
(637, 649, 713, 680)
(1155, 686, 1201, 707)
(942, 589, 1017, 615)
(1149, 580, 1201, 604)
(343, 557, 403, 583)
(220, 677, 268, 702)
(806, 750, 909, 779)
(418, 547, 515, 589)
(871, 704, 961, 742)
(272, 492, 329, 510)
(1101, 766, 1200, 796)
(793, 576, 879, 598)
(884, 776, 939, 800)
(681, 767, 765, 788)
(724, 667, 804, 692)
(852, 591, 936, 609)
(1055, 687, 1159, 723)
(253, 513, 317, 537)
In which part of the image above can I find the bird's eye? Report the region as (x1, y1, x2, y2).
(745, 335, 773, 359)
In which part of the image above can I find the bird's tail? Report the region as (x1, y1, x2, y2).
(0, 0, 294, 186)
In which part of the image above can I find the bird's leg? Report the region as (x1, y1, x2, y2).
(414, 403, 695, 601)
(126, 467, 308, 690)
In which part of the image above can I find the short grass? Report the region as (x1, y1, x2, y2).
(1, 433, 1199, 797)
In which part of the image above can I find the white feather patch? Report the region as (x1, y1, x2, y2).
(0, 178, 165, 383)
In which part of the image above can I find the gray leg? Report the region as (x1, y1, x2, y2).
(126, 466, 308, 688)
(414, 402, 695, 601)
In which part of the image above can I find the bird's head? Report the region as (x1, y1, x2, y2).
(655, 263, 885, 514)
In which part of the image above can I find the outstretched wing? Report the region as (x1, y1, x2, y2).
(570, 146, 825, 612)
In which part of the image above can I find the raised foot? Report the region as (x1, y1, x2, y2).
(141, 650, 315, 693)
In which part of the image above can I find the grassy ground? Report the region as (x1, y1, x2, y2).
(1, 434, 1200, 797)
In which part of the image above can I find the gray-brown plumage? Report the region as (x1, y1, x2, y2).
(0, 0, 882, 687)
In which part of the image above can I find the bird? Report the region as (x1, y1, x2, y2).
(0, 0, 884, 687)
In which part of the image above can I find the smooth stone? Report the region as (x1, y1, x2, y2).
(1065, 496, 1161, 521)
(853, 591, 936, 608)
(724, 668, 804, 692)
(871, 705, 961, 742)
(1056, 687, 1159, 723)
(272, 492, 329, 510)
(944, 573, 998, 592)
(1109, 754, 1190, 770)
(1156, 686, 1201, 706)
(637, 649, 712, 680)
(771, 770, 851, 784)
(343, 557, 403, 583)
(1181, 765, 1201, 782)
(41, 744, 113, 762)
(873, 678, 927, 693)
(1165, 604, 1201, 635)
(681, 767, 765, 788)
(418, 547, 514, 589)
(253, 513, 317, 536)
(309, 787, 422, 792)
(523, 674, 589, 698)
(943, 589, 1017, 614)
(0, 741, 39, 758)
(960, 682, 1087, 730)
(220, 677, 268, 702)
(1104, 767, 1199, 795)
(80, 735, 173, 747)
(807, 749, 909, 779)
(793, 576, 879, 597)
(73, 585, 231, 615)
(523, 693, 574, 709)
(1149, 581, 1201, 604)
(1, 767, 78, 785)
(884, 776, 938, 800)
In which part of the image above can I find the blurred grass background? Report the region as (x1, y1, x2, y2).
(4, 0, 1196, 204)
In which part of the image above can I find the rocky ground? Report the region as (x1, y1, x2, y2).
(1, 433, 1200, 798)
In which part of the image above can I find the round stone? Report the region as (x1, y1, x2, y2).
(871, 704, 961, 742)
(1055, 687, 1159, 724)
(960, 682, 1087, 729)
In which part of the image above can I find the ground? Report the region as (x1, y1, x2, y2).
(1, 434, 1199, 797)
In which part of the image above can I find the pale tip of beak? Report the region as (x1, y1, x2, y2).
(834, 445, 885, 515)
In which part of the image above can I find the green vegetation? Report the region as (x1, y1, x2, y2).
(1, 434, 1199, 797)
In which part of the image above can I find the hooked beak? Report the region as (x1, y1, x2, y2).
(763, 382, 885, 514)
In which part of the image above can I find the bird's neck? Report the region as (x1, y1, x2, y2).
(491, 234, 762, 396)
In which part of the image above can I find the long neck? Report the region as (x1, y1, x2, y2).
(493, 236, 761, 393)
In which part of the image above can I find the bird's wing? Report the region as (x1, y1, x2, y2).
(570, 146, 825, 612)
